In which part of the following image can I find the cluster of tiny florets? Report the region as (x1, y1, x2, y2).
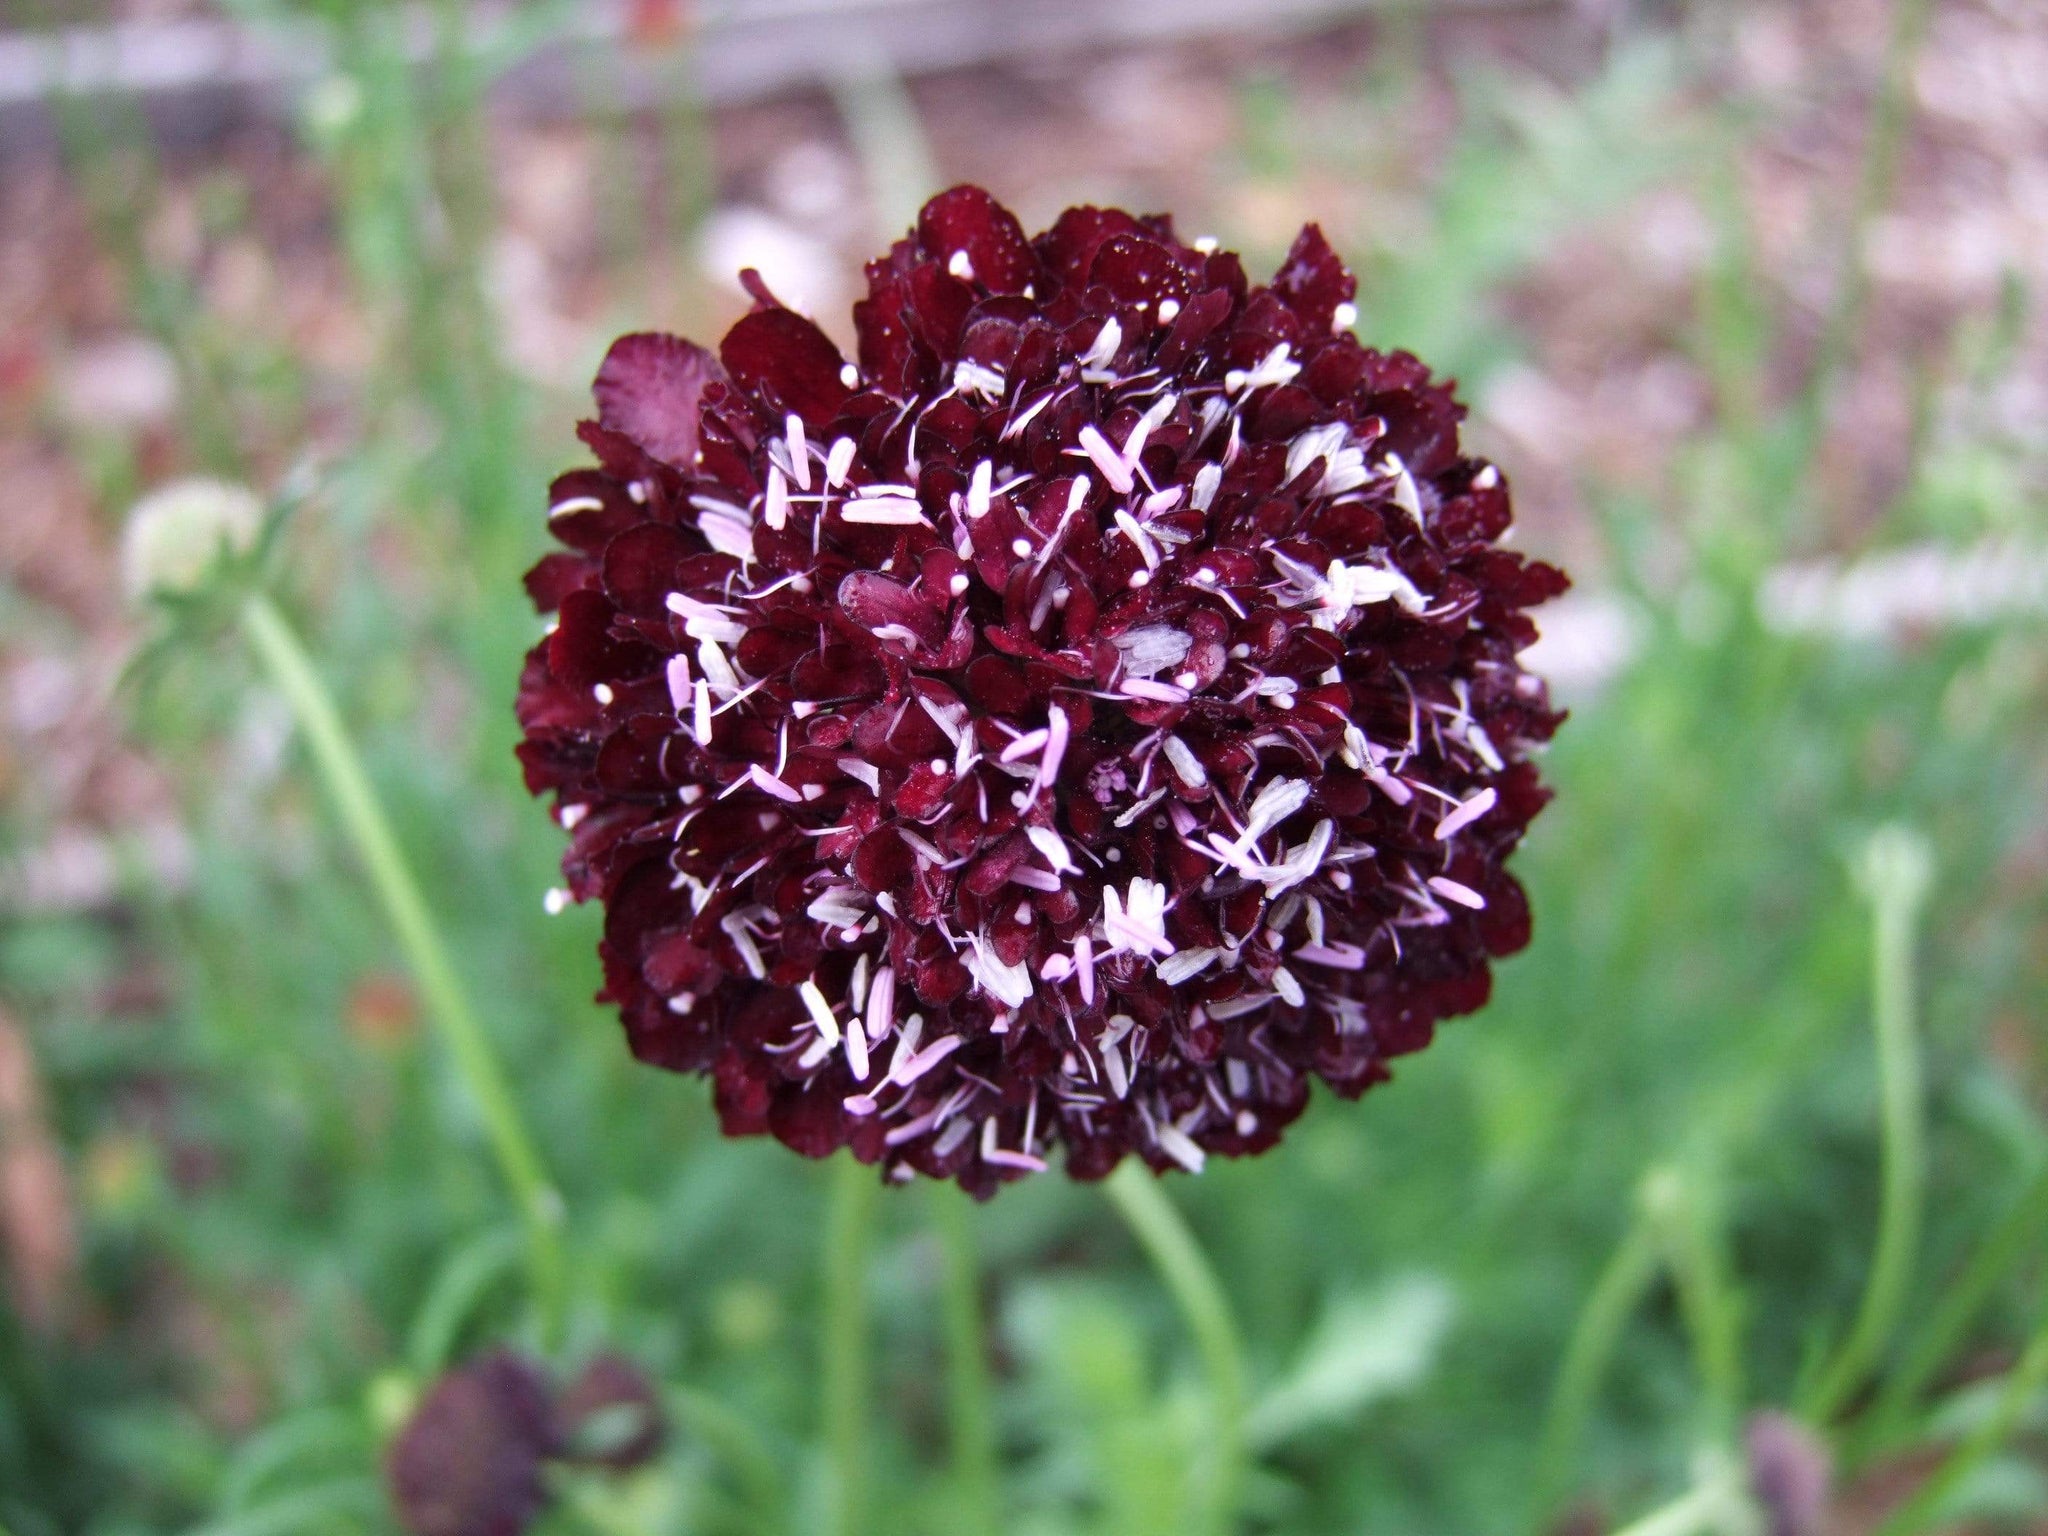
(515, 186, 1565, 1197)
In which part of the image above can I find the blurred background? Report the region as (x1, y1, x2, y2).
(2, 0, 2046, 1532)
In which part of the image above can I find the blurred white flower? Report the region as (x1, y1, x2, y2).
(1519, 590, 1644, 698)
(1761, 539, 2048, 641)
(121, 478, 264, 601)
(697, 206, 845, 319)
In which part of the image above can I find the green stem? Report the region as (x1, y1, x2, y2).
(822, 1153, 880, 1536)
(1873, 1325, 2048, 1536)
(1537, 1214, 1663, 1513)
(238, 593, 565, 1340)
(931, 1184, 1000, 1536)
(1645, 1167, 1746, 1444)
(826, 45, 937, 243)
(1103, 1160, 1247, 1536)
(1807, 828, 1931, 1422)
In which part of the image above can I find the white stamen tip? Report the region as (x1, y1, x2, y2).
(1428, 875, 1487, 909)
(827, 436, 857, 487)
(799, 978, 842, 1044)
(1435, 787, 1498, 841)
(784, 415, 811, 491)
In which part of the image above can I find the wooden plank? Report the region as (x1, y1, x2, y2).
(0, 0, 1549, 150)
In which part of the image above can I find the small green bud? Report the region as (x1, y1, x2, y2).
(366, 1369, 418, 1438)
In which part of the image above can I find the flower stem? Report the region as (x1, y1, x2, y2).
(237, 593, 566, 1341)
(1806, 826, 1932, 1423)
(931, 1183, 1000, 1536)
(822, 1152, 880, 1536)
(1537, 1212, 1662, 1513)
(1104, 1160, 1247, 1536)
(1643, 1166, 1746, 1443)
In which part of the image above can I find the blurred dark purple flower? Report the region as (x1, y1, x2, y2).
(387, 1352, 557, 1536)
(556, 1352, 667, 1471)
(385, 1351, 667, 1536)
(1746, 1411, 1832, 1536)
(516, 186, 1565, 1196)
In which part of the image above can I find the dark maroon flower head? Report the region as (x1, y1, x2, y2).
(384, 1350, 668, 1536)
(387, 1352, 558, 1536)
(516, 186, 1566, 1197)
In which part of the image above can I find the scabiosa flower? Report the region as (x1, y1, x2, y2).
(516, 187, 1565, 1196)
(387, 1352, 558, 1536)
(385, 1351, 667, 1536)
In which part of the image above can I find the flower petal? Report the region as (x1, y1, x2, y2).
(719, 307, 854, 427)
(592, 332, 723, 467)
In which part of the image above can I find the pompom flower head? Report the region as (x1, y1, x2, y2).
(516, 187, 1565, 1196)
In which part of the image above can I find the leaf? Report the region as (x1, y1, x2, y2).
(405, 1225, 524, 1377)
(1245, 1275, 1455, 1451)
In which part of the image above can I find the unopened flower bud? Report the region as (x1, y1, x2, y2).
(120, 478, 263, 602)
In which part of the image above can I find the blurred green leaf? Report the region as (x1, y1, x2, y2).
(1245, 1275, 1454, 1451)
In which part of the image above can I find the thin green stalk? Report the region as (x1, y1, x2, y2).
(827, 43, 937, 242)
(1873, 1324, 2048, 1536)
(1860, 1158, 2048, 1456)
(822, 1153, 881, 1536)
(238, 594, 565, 1339)
(1645, 1167, 1746, 1443)
(1103, 1161, 1247, 1536)
(1806, 827, 1932, 1423)
(1537, 1214, 1663, 1512)
(931, 1184, 1000, 1536)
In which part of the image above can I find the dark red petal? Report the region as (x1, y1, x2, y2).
(593, 333, 723, 467)
(905, 263, 977, 360)
(1034, 205, 1148, 290)
(602, 522, 692, 616)
(1271, 223, 1357, 333)
(548, 589, 656, 690)
(854, 274, 930, 397)
(719, 308, 854, 427)
(917, 185, 1039, 295)
(1087, 234, 1200, 309)
(524, 551, 592, 613)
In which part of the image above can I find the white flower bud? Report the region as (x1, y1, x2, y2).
(120, 478, 264, 601)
